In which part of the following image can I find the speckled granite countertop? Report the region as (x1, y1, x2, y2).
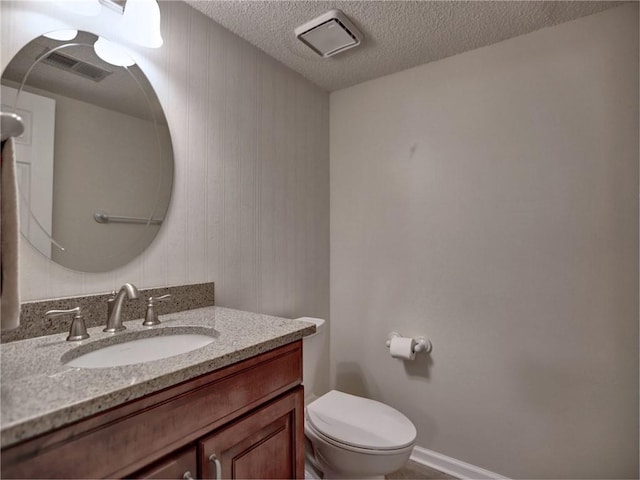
(0, 306, 315, 448)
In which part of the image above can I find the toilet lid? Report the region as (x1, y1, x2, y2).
(306, 390, 416, 450)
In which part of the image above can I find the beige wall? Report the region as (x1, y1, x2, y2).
(1, 0, 329, 337)
(330, 5, 638, 479)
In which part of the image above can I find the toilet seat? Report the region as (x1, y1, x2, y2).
(306, 390, 416, 452)
(305, 418, 415, 456)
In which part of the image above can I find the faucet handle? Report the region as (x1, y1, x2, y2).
(45, 307, 89, 341)
(45, 307, 80, 318)
(106, 290, 117, 318)
(142, 294, 171, 326)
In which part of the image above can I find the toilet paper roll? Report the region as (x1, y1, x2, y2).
(389, 337, 416, 360)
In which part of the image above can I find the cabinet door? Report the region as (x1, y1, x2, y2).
(199, 387, 304, 479)
(131, 446, 197, 480)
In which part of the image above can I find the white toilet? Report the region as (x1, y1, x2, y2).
(299, 317, 417, 479)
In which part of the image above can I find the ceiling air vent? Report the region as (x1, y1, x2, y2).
(42, 50, 113, 82)
(295, 10, 363, 58)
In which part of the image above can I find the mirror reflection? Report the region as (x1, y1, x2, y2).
(1, 31, 173, 273)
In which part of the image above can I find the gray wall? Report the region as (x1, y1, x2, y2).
(330, 5, 638, 478)
(1, 0, 329, 332)
(45, 91, 170, 272)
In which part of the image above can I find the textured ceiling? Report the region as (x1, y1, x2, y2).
(185, 0, 624, 91)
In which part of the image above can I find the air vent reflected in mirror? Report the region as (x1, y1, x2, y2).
(42, 50, 112, 82)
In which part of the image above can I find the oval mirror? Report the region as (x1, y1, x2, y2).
(1, 30, 173, 273)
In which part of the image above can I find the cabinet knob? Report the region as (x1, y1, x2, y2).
(208, 454, 222, 480)
(182, 471, 194, 480)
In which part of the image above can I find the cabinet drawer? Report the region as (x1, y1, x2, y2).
(132, 446, 197, 480)
(2, 341, 302, 479)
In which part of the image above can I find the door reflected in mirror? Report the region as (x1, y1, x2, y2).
(1, 31, 173, 273)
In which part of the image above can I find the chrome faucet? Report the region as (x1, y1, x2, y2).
(104, 283, 140, 333)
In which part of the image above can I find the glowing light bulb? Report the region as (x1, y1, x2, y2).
(119, 0, 163, 48)
(93, 36, 135, 67)
(43, 29, 78, 41)
(56, 0, 101, 16)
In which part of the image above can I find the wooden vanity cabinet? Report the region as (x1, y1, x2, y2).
(1, 341, 305, 479)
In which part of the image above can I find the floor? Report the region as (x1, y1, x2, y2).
(387, 460, 458, 480)
(305, 459, 457, 480)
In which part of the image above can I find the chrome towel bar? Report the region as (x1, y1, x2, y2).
(93, 211, 163, 225)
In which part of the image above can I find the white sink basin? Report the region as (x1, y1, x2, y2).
(62, 327, 216, 369)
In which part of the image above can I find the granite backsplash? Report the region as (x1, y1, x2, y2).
(1, 282, 214, 343)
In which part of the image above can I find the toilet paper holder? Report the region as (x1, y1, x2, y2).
(385, 332, 432, 354)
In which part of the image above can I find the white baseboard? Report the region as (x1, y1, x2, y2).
(410, 445, 509, 480)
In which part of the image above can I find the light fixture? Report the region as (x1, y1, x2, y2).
(295, 10, 363, 58)
(93, 36, 135, 67)
(43, 29, 78, 41)
(99, 0, 127, 14)
(51, 0, 162, 50)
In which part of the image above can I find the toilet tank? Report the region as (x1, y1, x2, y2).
(297, 317, 326, 403)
